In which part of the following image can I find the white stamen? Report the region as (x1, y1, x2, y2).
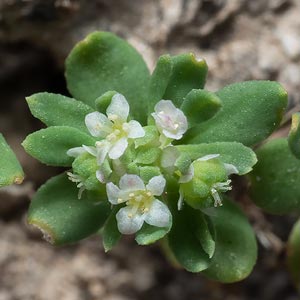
(211, 188, 223, 207)
(211, 180, 232, 207)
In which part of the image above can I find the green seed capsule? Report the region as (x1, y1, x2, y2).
(71, 152, 107, 199)
(180, 158, 229, 209)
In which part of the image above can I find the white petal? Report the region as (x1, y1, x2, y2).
(152, 101, 175, 132)
(85, 112, 112, 137)
(66, 147, 85, 157)
(197, 154, 220, 161)
(174, 109, 188, 135)
(162, 129, 183, 140)
(119, 174, 145, 191)
(127, 120, 145, 138)
(179, 164, 194, 183)
(146, 175, 166, 196)
(106, 182, 122, 204)
(144, 199, 171, 228)
(154, 100, 177, 116)
(224, 163, 239, 176)
(108, 137, 128, 160)
(96, 141, 110, 165)
(96, 170, 106, 183)
(82, 145, 97, 156)
(116, 207, 145, 234)
(161, 146, 180, 169)
(106, 93, 129, 121)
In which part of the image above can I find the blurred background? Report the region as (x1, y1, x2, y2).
(0, 0, 300, 299)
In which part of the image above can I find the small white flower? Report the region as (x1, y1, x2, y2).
(67, 93, 145, 164)
(106, 174, 171, 234)
(151, 100, 188, 147)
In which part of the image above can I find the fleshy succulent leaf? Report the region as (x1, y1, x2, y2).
(65, 31, 150, 123)
(135, 217, 172, 246)
(26, 92, 93, 134)
(28, 173, 110, 245)
(0, 134, 24, 187)
(139, 166, 161, 183)
(102, 207, 122, 252)
(176, 142, 257, 175)
(287, 219, 300, 290)
(148, 54, 173, 112)
(250, 138, 300, 214)
(163, 53, 208, 107)
(22, 126, 96, 167)
(288, 112, 300, 159)
(180, 89, 222, 127)
(167, 201, 211, 273)
(95, 91, 118, 113)
(185, 206, 216, 258)
(182, 81, 288, 146)
(134, 126, 159, 148)
(135, 147, 161, 165)
(203, 199, 257, 283)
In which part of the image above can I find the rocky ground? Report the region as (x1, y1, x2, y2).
(0, 0, 300, 299)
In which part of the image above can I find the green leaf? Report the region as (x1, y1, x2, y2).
(167, 203, 211, 273)
(163, 54, 208, 107)
(65, 31, 150, 123)
(136, 216, 172, 246)
(185, 206, 215, 258)
(26, 92, 93, 134)
(135, 147, 161, 165)
(28, 173, 110, 245)
(102, 207, 121, 252)
(22, 126, 96, 167)
(288, 112, 300, 159)
(249, 138, 300, 214)
(0, 134, 24, 187)
(203, 199, 257, 283)
(174, 152, 191, 174)
(180, 89, 222, 127)
(148, 54, 173, 111)
(139, 166, 161, 182)
(134, 126, 159, 148)
(176, 142, 257, 175)
(95, 91, 117, 113)
(182, 81, 288, 146)
(287, 219, 300, 290)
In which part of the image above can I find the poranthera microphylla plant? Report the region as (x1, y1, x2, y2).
(0, 31, 298, 284)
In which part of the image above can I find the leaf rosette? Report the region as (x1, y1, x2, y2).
(23, 31, 290, 282)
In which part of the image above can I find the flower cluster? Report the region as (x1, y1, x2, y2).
(66, 93, 235, 235)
